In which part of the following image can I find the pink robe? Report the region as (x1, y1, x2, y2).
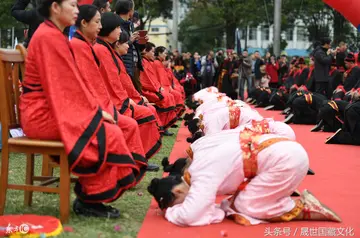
(165, 129, 308, 226)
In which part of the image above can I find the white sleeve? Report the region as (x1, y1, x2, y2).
(165, 147, 232, 226)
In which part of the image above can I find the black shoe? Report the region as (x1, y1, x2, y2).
(146, 163, 160, 172)
(162, 130, 174, 136)
(171, 124, 179, 128)
(307, 168, 315, 175)
(264, 105, 275, 111)
(325, 129, 342, 144)
(291, 190, 301, 197)
(284, 113, 294, 124)
(73, 198, 120, 219)
(311, 120, 324, 132)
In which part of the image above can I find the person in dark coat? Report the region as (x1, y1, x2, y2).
(115, 0, 146, 93)
(326, 89, 360, 145)
(11, 0, 44, 47)
(312, 37, 336, 98)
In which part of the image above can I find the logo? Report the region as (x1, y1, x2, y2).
(19, 224, 30, 234)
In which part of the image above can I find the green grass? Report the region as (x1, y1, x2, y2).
(1, 125, 180, 238)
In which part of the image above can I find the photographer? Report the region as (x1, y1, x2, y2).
(115, 0, 147, 93)
(238, 50, 252, 100)
(201, 51, 218, 88)
(313, 37, 336, 98)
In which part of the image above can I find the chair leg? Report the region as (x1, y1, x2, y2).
(41, 154, 51, 177)
(59, 151, 70, 224)
(0, 148, 10, 215)
(24, 154, 35, 206)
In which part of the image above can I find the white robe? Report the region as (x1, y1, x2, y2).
(192, 87, 219, 101)
(165, 129, 308, 226)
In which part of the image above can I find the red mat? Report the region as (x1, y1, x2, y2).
(138, 109, 360, 238)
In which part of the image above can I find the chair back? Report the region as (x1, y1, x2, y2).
(0, 46, 26, 149)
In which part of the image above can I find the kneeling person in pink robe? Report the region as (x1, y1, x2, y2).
(148, 128, 341, 226)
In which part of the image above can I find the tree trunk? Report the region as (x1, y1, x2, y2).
(225, 21, 237, 49)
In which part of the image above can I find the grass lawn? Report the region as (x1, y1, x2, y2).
(1, 125, 180, 238)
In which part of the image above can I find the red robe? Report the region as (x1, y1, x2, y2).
(165, 68, 185, 100)
(20, 21, 143, 203)
(93, 38, 162, 159)
(140, 58, 178, 129)
(70, 31, 147, 171)
(116, 53, 164, 131)
(153, 60, 185, 116)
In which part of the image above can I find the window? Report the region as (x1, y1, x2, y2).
(286, 28, 293, 41)
(297, 27, 308, 41)
(151, 27, 159, 32)
(249, 28, 257, 40)
(261, 27, 270, 41)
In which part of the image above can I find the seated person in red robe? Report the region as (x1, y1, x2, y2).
(164, 60, 186, 101)
(162, 56, 186, 104)
(153, 46, 185, 118)
(93, 12, 162, 160)
(114, 31, 164, 133)
(140, 42, 178, 135)
(20, 1, 145, 219)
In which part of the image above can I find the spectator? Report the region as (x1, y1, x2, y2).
(278, 54, 289, 86)
(115, 0, 145, 93)
(336, 41, 347, 72)
(190, 52, 201, 91)
(313, 37, 336, 98)
(11, 0, 44, 47)
(238, 49, 252, 100)
(201, 51, 218, 88)
(92, 0, 112, 13)
(254, 51, 264, 87)
(266, 55, 279, 88)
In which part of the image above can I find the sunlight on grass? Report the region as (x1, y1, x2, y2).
(1, 125, 180, 238)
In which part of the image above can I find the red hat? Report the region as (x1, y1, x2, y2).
(345, 52, 355, 63)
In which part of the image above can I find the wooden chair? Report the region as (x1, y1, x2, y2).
(0, 47, 71, 223)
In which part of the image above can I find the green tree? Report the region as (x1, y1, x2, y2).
(112, 0, 172, 30)
(0, 0, 22, 28)
(178, 6, 224, 53)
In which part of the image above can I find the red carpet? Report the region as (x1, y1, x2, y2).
(138, 109, 360, 238)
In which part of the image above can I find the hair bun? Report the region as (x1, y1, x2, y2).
(161, 157, 170, 167)
(147, 178, 160, 195)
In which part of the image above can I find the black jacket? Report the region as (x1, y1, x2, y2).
(11, 0, 43, 47)
(344, 66, 360, 91)
(313, 46, 333, 83)
(119, 17, 143, 78)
